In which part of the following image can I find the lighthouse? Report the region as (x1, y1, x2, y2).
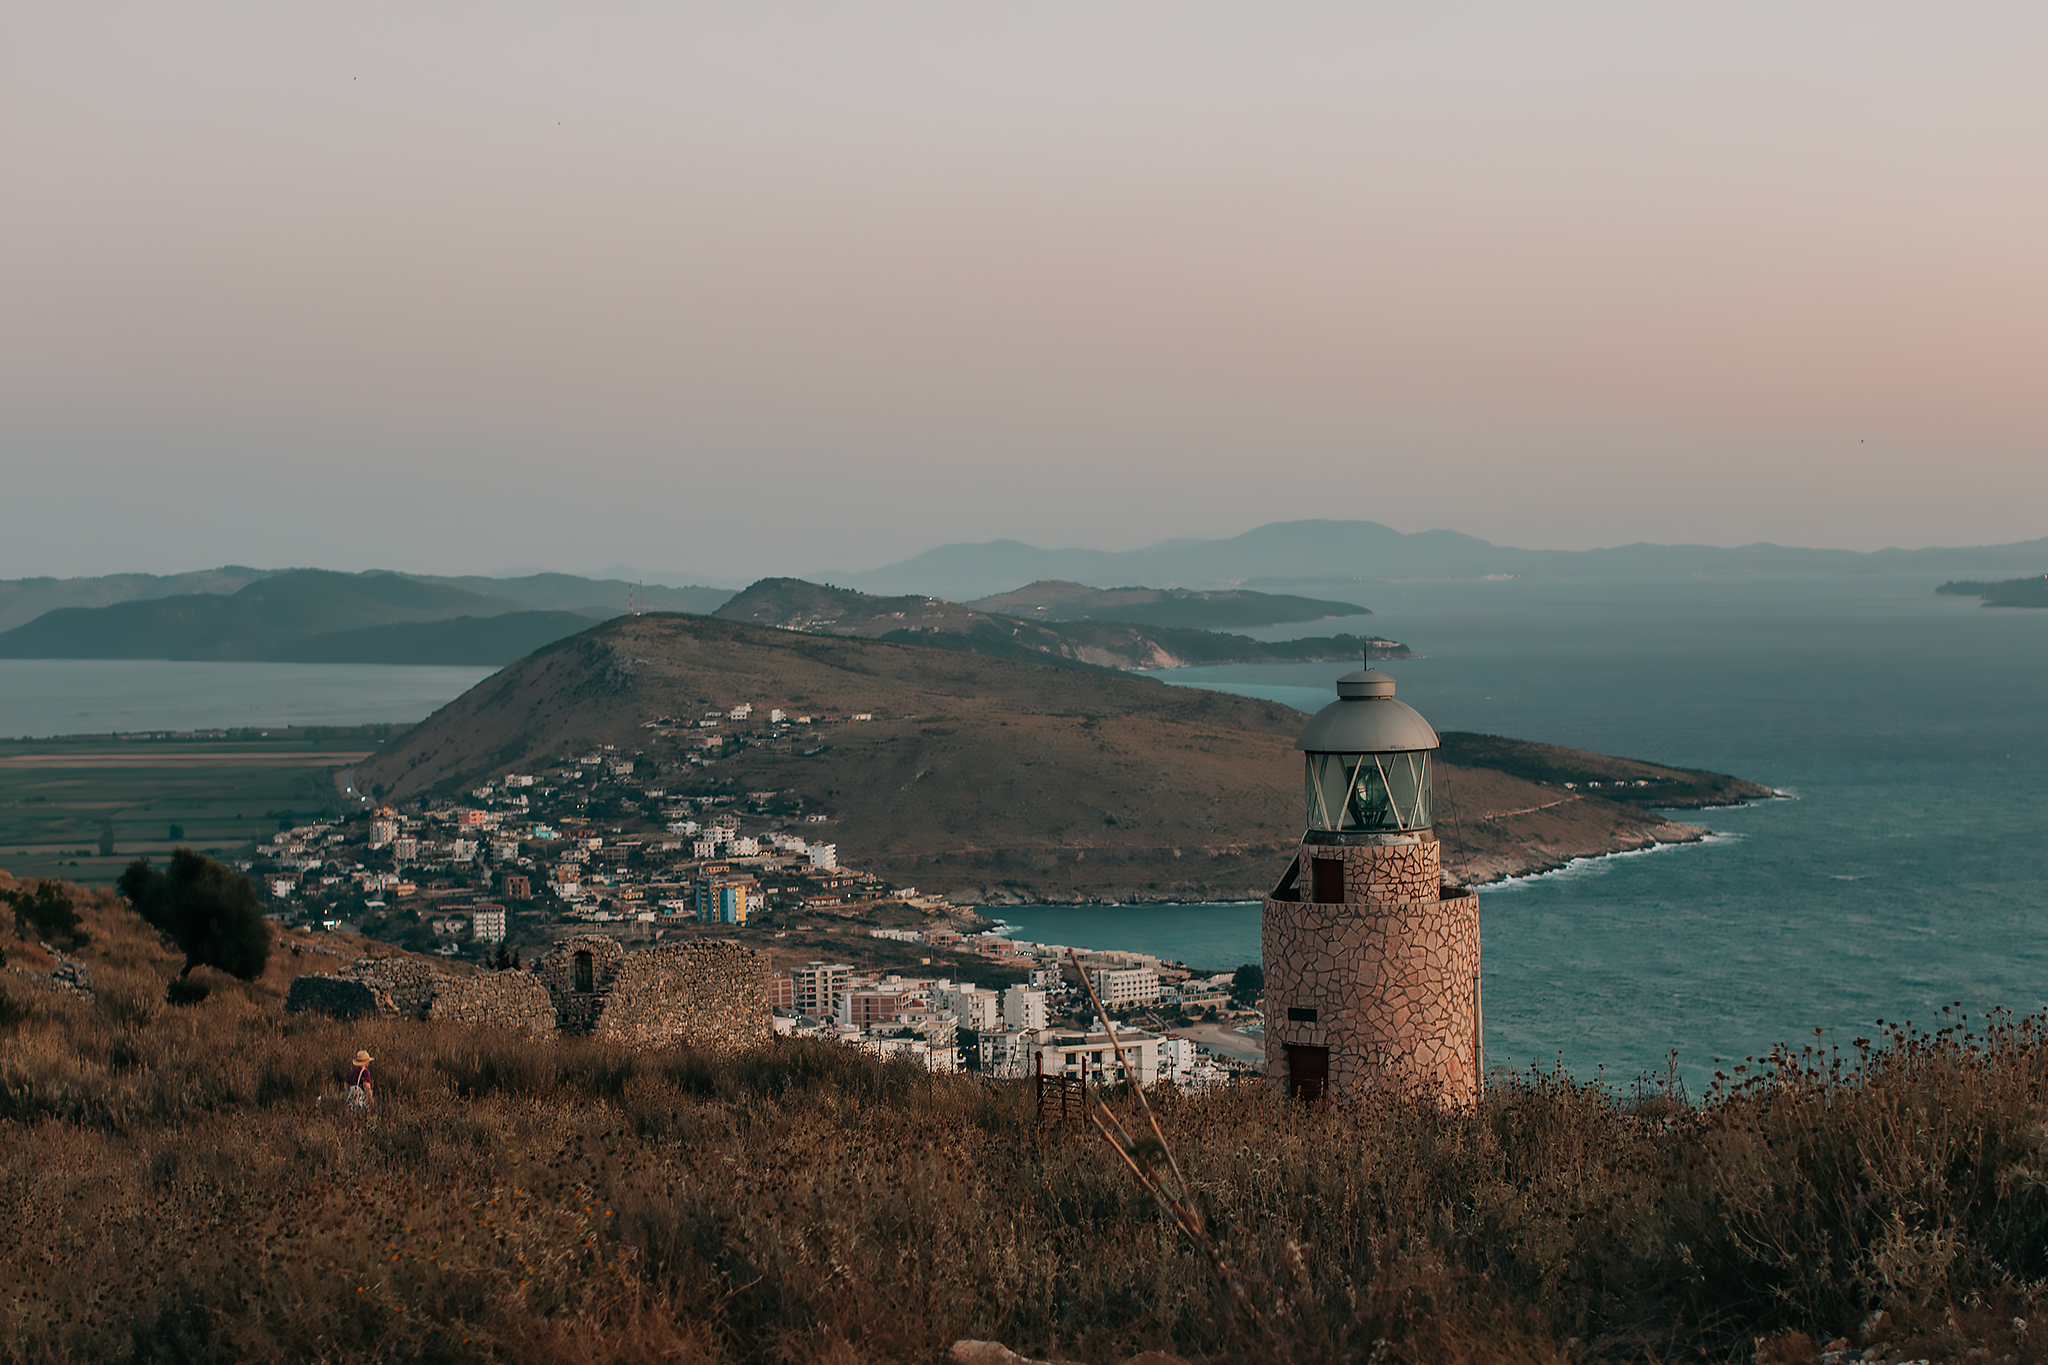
(1260, 664, 1481, 1106)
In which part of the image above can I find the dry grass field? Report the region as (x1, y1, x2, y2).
(6, 879, 2048, 1364)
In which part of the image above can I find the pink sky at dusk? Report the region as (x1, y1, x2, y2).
(4, 2, 2044, 581)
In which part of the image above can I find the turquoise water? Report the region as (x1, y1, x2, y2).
(1004, 575, 2048, 1091)
(0, 659, 497, 738)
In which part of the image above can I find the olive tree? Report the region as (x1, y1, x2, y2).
(118, 849, 271, 982)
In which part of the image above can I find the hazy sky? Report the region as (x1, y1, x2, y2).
(6, 2, 2045, 582)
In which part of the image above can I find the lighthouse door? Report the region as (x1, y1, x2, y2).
(1284, 1044, 1329, 1101)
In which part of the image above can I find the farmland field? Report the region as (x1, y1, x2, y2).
(0, 726, 389, 883)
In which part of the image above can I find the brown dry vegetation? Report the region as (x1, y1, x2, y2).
(7, 884, 2048, 1365)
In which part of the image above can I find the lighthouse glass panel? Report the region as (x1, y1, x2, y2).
(1304, 751, 1432, 834)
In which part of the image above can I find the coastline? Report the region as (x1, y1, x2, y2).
(955, 794, 1791, 913)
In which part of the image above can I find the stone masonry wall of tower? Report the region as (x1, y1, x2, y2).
(1262, 836, 1482, 1109)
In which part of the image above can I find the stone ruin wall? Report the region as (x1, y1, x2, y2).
(423, 971, 555, 1034)
(1263, 837, 1481, 1109)
(589, 941, 768, 1052)
(287, 957, 560, 1035)
(532, 935, 626, 1034)
(286, 937, 769, 1053)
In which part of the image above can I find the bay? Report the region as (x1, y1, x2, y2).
(1001, 574, 2048, 1092)
(0, 658, 497, 738)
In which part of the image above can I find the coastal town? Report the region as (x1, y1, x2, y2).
(249, 699, 1267, 1084)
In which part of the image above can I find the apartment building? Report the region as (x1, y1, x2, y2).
(791, 962, 854, 1017)
(1086, 967, 1162, 1010)
(1003, 985, 1048, 1032)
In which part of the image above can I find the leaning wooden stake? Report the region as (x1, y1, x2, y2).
(1066, 949, 1270, 1344)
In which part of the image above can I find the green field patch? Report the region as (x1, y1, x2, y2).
(0, 727, 390, 883)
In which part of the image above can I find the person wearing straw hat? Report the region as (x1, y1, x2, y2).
(345, 1049, 375, 1110)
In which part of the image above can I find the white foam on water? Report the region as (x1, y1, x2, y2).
(1474, 830, 1741, 895)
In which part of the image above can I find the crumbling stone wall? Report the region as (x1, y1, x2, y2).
(533, 936, 626, 1034)
(288, 958, 555, 1034)
(424, 971, 555, 1034)
(351, 958, 440, 1017)
(5, 952, 94, 1005)
(286, 937, 771, 1053)
(590, 941, 768, 1051)
(286, 974, 390, 1019)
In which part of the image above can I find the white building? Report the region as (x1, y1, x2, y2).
(391, 836, 418, 862)
(731, 837, 760, 857)
(472, 907, 507, 943)
(933, 984, 1003, 1033)
(1087, 967, 1162, 1010)
(1004, 985, 1048, 1032)
(1158, 1036, 1197, 1082)
(981, 1028, 1164, 1085)
(808, 844, 838, 871)
(368, 818, 397, 849)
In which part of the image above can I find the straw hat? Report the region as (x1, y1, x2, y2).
(352, 1050, 373, 1066)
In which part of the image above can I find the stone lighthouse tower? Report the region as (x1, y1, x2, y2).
(1261, 664, 1480, 1107)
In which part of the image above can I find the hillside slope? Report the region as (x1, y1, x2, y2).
(353, 614, 1758, 900)
(0, 568, 733, 651)
(0, 570, 531, 660)
(963, 581, 1368, 628)
(711, 577, 1403, 670)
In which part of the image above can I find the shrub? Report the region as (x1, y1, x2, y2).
(3, 878, 89, 949)
(165, 977, 211, 1007)
(117, 848, 271, 981)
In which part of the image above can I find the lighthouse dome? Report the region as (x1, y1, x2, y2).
(1295, 669, 1439, 754)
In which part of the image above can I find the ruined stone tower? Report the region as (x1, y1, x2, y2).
(1261, 665, 1480, 1107)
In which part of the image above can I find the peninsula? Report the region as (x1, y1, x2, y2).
(351, 613, 1768, 904)
(711, 577, 1403, 672)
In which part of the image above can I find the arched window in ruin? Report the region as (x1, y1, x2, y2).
(573, 950, 594, 993)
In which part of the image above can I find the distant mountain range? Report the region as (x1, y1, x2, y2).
(0, 569, 733, 664)
(825, 521, 2048, 597)
(711, 578, 1401, 671)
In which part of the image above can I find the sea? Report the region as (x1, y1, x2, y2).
(3, 575, 2044, 1090)
(1003, 574, 2048, 1092)
(0, 659, 496, 739)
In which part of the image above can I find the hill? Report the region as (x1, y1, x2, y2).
(710, 577, 1403, 671)
(0, 567, 270, 633)
(1936, 574, 2048, 607)
(827, 520, 2048, 596)
(964, 580, 1369, 629)
(267, 610, 609, 665)
(352, 613, 1766, 900)
(0, 567, 734, 645)
(0, 570, 529, 661)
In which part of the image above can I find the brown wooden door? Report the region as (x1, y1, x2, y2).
(1285, 1044, 1329, 1101)
(1311, 857, 1344, 904)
